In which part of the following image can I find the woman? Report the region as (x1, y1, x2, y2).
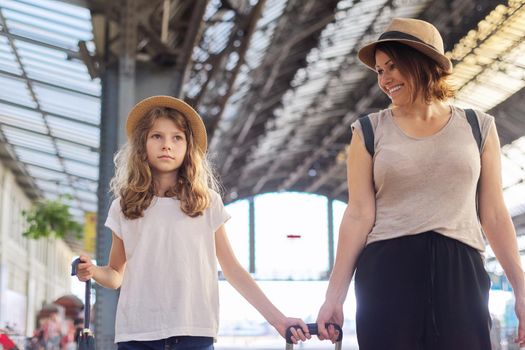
(315, 18, 525, 349)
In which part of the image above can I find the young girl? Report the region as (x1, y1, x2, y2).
(75, 95, 310, 349)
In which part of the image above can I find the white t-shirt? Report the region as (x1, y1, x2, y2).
(104, 191, 231, 343)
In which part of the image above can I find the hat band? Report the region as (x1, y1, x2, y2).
(378, 31, 438, 52)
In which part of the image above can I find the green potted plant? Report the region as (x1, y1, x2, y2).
(22, 195, 83, 240)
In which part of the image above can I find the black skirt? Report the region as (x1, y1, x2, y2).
(355, 231, 492, 350)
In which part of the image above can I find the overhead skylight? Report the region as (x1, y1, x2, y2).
(449, 2, 525, 218)
(0, 0, 100, 222)
(450, 2, 525, 112)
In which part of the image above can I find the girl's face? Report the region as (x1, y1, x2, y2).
(375, 50, 412, 106)
(146, 116, 188, 175)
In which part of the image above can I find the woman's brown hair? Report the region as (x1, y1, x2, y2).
(375, 42, 456, 103)
(110, 107, 219, 219)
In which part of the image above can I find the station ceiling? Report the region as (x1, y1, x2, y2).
(0, 0, 524, 224)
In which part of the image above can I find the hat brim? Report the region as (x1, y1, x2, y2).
(357, 39, 453, 73)
(126, 96, 207, 153)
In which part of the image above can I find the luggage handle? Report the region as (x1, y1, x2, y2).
(285, 323, 342, 349)
(71, 257, 92, 329)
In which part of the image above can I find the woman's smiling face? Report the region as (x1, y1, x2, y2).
(375, 49, 413, 106)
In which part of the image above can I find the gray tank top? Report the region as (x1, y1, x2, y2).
(351, 106, 494, 251)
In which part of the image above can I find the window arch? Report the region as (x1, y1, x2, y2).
(223, 192, 347, 280)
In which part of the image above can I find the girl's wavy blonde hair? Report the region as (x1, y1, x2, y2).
(110, 107, 219, 219)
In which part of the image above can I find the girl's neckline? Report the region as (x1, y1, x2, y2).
(387, 105, 455, 140)
(153, 195, 179, 202)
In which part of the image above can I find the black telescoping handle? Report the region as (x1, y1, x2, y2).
(71, 257, 92, 328)
(285, 323, 343, 344)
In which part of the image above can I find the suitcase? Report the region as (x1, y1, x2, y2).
(285, 323, 342, 350)
(71, 258, 96, 350)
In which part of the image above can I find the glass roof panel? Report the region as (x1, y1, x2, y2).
(2, 9, 91, 39)
(0, 75, 34, 106)
(17, 47, 84, 70)
(63, 159, 98, 181)
(451, 4, 525, 112)
(27, 70, 100, 97)
(14, 40, 101, 95)
(74, 178, 98, 193)
(43, 91, 99, 113)
(0, 105, 47, 133)
(1, 0, 90, 26)
(71, 186, 93, 199)
(23, 58, 92, 81)
(0, 41, 19, 75)
(13, 38, 67, 58)
(34, 178, 64, 193)
(0, 49, 15, 62)
(55, 140, 99, 166)
(14, 146, 62, 171)
(8, 0, 91, 20)
(0, 0, 100, 225)
(34, 84, 100, 121)
(24, 164, 67, 182)
(6, 21, 80, 49)
(46, 115, 99, 149)
(2, 125, 54, 152)
(35, 176, 97, 194)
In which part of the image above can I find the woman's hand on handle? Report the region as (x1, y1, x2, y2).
(514, 295, 525, 346)
(316, 301, 343, 343)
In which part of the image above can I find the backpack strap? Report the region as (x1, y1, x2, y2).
(357, 109, 481, 157)
(358, 115, 374, 157)
(465, 108, 482, 152)
(464, 108, 483, 219)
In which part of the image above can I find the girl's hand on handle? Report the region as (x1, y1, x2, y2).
(316, 301, 343, 343)
(514, 295, 525, 346)
(275, 317, 311, 344)
(76, 255, 95, 282)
